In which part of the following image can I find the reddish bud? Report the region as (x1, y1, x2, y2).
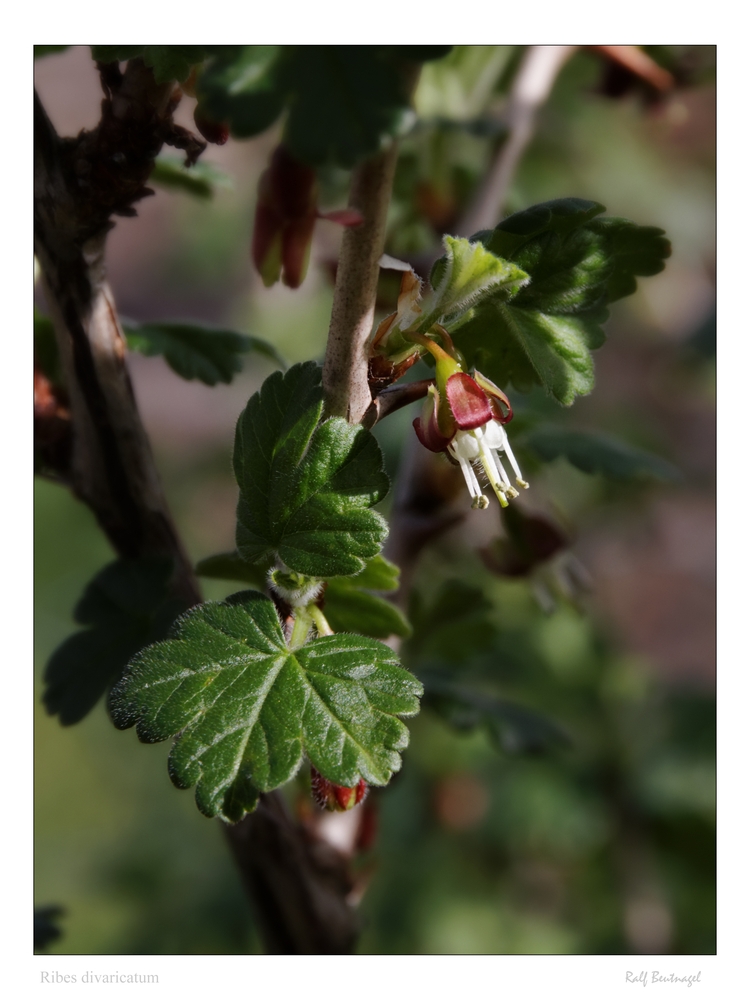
(252, 146, 364, 290)
(311, 766, 368, 812)
(193, 107, 229, 145)
(481, 506, 567, 578)
(252, 146, 318, 289)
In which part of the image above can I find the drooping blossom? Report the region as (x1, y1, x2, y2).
(412, 336, 528, 509)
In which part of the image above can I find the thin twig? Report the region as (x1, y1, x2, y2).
(362, 378, 433, 429)
(457, 45, 577, 236)
(591, 45, 674, 93)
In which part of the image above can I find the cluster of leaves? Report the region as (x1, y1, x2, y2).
(85, 46, 450, 169)
(110, 363, 422, 821)
(415, 199, 670, 405)
(45, 203, 673, 823)
(38, 46, 673, 833)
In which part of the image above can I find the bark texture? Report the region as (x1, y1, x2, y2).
(34, 60, 357, 954)
(322, 145, 399, 423)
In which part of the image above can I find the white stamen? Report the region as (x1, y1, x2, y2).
(473, 427, 510, 507)
(448, 419, 527, 510)
(450, 444, 486, 507)
(503, 437, 529, 488)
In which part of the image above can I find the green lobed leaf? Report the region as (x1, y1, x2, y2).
(524, 426, 679, 482)
(345, 554, 400, 592)
(442, 198, 670, 405)
(281, 47, 415, 167)
(110, 591, 422, 821)
(43, 557, 188, 726)
(234, 362, 389, 577)
(196, 46, 419, 167)
(195, 551, 269, 590)
(420, 236, 529, 331)
(323, 555, 408, 638)
(149, 155, 233, 200)
(124, 321, 284, 386)
(420, 670, 569, 754)
(196, 46, 285, 138)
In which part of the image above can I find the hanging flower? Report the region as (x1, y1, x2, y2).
(412, 335, 528, 510)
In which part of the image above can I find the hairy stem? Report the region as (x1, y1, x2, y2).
(322, 144, 399, 423)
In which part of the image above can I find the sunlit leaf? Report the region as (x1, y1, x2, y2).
(110, 591, 422, 821)
(234, 363, 389, 577)
(439, 199, 670, 404)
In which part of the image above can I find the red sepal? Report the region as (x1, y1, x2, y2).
(473, 370, 513, 423)
(445, 373, 493, 430)
(413, 390, 453, 453)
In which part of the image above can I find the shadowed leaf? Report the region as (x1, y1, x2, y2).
(421, 670, 569, 754)
(124, 321, 284, 385)
(525, 426, 679, 481)
(43, 557, 188, 725)
(149, 156, 233, 200)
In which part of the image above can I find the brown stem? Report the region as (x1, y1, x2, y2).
(362, 378, 433, 429)
(224, 794, 358, 954)
(322, 144, 399, 423)
(591, 45, 674, 93)
(35, 68, 355, 954)
(34, 71, 200, 603)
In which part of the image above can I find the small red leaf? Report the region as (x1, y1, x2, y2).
(317, 208, 364, 227)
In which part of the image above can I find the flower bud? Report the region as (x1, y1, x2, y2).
(252, 146, 318, 289)
(311, 766, 368, 812)
(193, 107, 229, 145)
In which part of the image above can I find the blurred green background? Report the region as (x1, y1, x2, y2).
(34, 46, 715, 955)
